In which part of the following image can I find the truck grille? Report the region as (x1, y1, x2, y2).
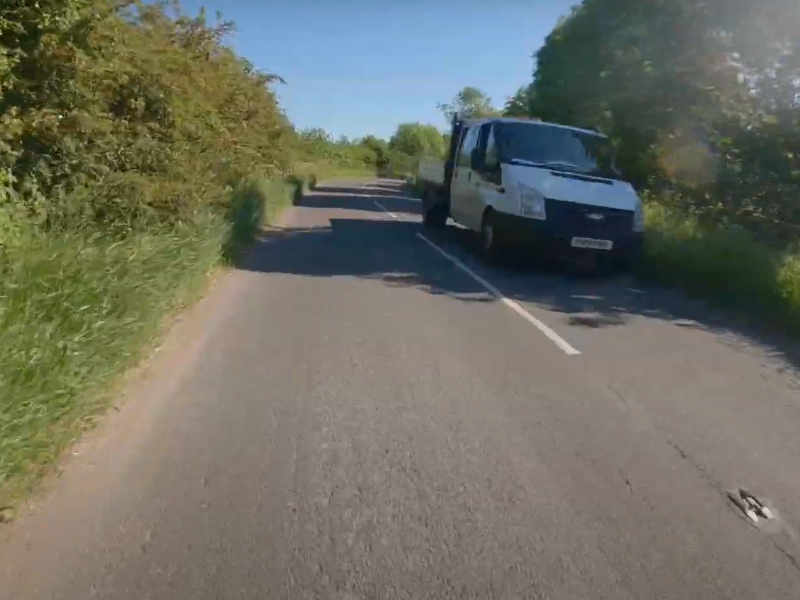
(545, 198, 634, 239)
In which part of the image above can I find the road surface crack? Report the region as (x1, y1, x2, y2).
(669, 440, 800, 574)
(771, 540, 800, 574)
(667, 440, 725, 491)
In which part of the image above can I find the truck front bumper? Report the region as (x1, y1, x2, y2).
(491, 208, 643, 260)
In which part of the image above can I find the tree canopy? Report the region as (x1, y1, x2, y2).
(522, 0, 800, 237)
(389, 123, 445, 158)
(438, 86, 500, 121)
(503, 86, 535, 118)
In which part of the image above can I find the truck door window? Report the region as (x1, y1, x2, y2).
(457, 127, 475, 168)
(484, 126, 499, 172)
(473, 124, 490, 170)
(477, 124, 500, 184)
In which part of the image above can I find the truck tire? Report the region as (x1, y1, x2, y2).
(423, 202, 447, 229)
(480, 210, 502, 261)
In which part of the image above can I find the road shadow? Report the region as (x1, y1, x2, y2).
(240, 202, 800, 376)
(294, 182, 419, 213)
(298, 193, 417, 212)
(242, 219, 494, 304)
(299, 180, 419, 212)
(313, 180, 409, 197)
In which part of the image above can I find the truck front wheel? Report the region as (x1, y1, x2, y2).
(480, 210, 502, 261)
(423, 203, 448, 228)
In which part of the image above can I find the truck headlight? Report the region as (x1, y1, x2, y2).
(519, 184, 546, 220)
(633, 200, 645, 232)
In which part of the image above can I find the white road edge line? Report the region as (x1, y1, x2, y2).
(416, 233, 581, 357)
(373, 200, 398, 219)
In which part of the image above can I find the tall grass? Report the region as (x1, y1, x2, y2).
(640, 202, 800, 333)
(0, 221, 222, 503)
(0, 177, 300, 507)
(1, 1, 383, 511)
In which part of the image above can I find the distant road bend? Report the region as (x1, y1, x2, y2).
(2, 179, 800, 599)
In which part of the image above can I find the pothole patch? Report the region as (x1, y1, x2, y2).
(728, 488, 775, 525)
(568, 312, 625, 328)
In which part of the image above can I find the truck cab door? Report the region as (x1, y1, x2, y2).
(468, 124, 505, 228)
(450, 126, 479, 229)
(462, 124, 493, 229)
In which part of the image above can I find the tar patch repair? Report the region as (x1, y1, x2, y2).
(728, 488, 774, 524)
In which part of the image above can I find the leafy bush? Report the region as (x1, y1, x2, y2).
(1, 1, 294, 234)
(0, 1, 349, 506)
(0, 0, 388, 508)
(779, 254, 800, 322)
(0, 172, 306, 506)
(381, 150, 418, 179)
(640, 201, 800, 332)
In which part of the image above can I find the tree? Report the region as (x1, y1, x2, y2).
(360, 135, 388, 154)
(300, 128, 331, 144)
(389, 123, 445, 157)
(360, 135, 389, 169)
(503, 85, 535, 117)
(437, 86, 499, 121)
(522, 0, 800, 230)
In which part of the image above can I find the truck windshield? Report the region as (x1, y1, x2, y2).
(495, 122, 619, 179)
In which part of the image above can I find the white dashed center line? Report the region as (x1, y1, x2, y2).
(373, 200, 397, 219)
(415, 233, 581, 356)
(371, 197, 580, 356)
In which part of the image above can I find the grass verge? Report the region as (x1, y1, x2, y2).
(0, 176, 299, 510)
(639, 202, 800, 334)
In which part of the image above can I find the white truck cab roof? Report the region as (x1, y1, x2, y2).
(462, 117, 607, 139)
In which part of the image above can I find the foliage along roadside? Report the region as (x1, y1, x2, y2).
(525, 0, 800, 231)
(502, 0, 800, 335)
(640, 203, 800, 336)
(1, 2, 297, 238)
(0, 175, 311, 510)
(0, 0, 376, 510)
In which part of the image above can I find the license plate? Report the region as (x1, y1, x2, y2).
(571, 237, 614, 250)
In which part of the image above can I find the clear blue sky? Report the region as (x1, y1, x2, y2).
(178, 1, 576, 140)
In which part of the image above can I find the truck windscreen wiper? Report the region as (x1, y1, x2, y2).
(509, 158, 550, 168)
(509, 158, 587, 173)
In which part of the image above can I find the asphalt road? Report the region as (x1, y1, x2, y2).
(2, 179, 800, 599)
